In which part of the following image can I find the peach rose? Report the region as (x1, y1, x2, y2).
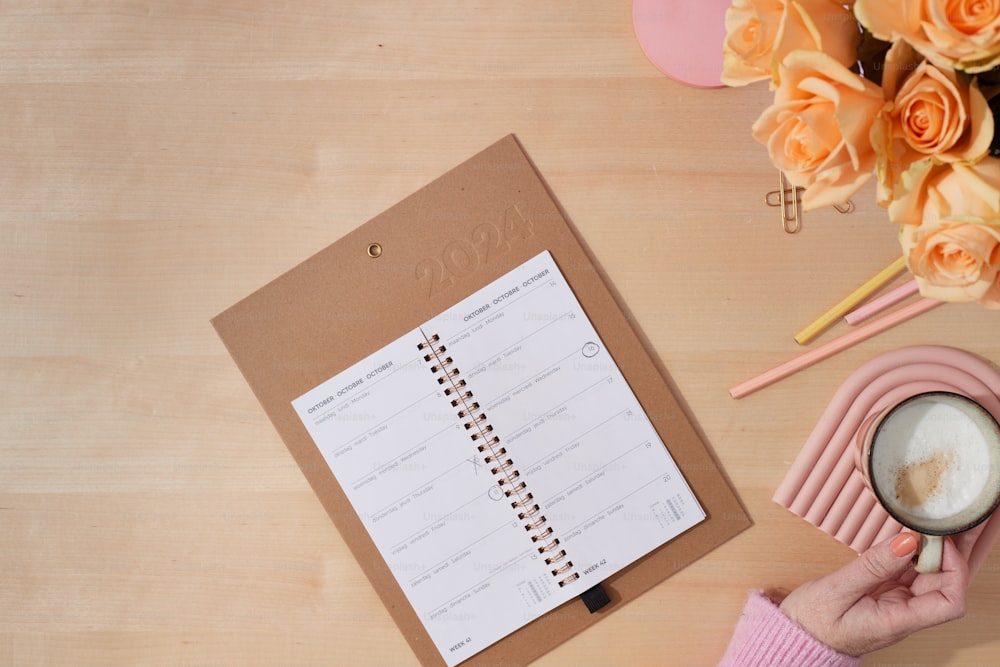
(888, 159, 1000, 225)
(723, 0, 860, 87)
(890, 159, 1000, 307)
(855, 0, 1000, 73)
(980, 266, 1000, 307)
(723, 0, 785, 86)
(752, 50, 884, 210)
(902, 219, 1000, 306)
(871, 41, 994, 205)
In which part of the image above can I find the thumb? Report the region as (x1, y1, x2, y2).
(827, 533, 919, 604)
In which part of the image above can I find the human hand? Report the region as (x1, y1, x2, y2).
(776, 530, 977, 656)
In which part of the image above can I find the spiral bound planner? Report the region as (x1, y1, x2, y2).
(290, 251, 706, 665)
(212, 135, 750, 667)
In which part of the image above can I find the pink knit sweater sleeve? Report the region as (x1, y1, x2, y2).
(717, 591, 862, 667)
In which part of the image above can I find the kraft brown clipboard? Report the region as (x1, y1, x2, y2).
(211, 134, 749, 666)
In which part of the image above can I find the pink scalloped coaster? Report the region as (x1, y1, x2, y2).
(773, 346, 1000, 576)
(632, 0, 730, 88)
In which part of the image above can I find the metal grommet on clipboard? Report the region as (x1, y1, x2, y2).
(367, 242, 383, 258)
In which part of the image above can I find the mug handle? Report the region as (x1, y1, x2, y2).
(915, 534, 943, 573)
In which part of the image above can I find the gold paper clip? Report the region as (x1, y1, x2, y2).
(764, 171, 802, 234)
(765, 171, 854, 233)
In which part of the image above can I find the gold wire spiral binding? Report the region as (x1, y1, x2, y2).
(509, 491, 532, 507)
(536, 537, 560, 553)
(495, 469, 519, 485)
(483, 446, 506, 463)
(523, 516, 547, 531)
(476, 436, 500, 450)
(557, 572, 580, 587)
(463, 413, 488, 430)
(489, 458, 514, 474)
(503, 481, 527, 496)
(456, 403, 480, 418)
(551, 561, 574, 575)
(416, 334, 440, 350)
(423, 346, 447, 361)
(544, 549, 566, 564)
(448, 389, 472, 404)
(436, 368, 460, 384)
(470, 425, 494, 441)
(517, 504, 540, 519)
(419, 330, 579, 587)
(530, 527, 554, 542)
(429, 357, 453, 373)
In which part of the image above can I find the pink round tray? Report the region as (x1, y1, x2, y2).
(632, 0, 730, 88)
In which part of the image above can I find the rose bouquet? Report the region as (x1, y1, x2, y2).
(723, 0, 1000, 309)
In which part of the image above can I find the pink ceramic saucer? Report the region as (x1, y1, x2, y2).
(632, 0, 731, 88)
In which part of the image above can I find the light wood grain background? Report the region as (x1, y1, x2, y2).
(3, 2, 1000, 665)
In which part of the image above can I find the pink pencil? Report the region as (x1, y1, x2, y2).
(730, 298, 943, 399)
(844, 280, 920, 325)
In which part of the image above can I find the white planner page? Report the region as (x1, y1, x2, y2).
(292, 251, 705, 666)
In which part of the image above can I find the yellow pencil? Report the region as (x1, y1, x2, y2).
(794, 256, 908, 345)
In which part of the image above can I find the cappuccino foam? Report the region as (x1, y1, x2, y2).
(870, 396, 1000, 525)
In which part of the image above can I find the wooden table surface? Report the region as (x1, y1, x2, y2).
(4, 2, 1000, 665)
